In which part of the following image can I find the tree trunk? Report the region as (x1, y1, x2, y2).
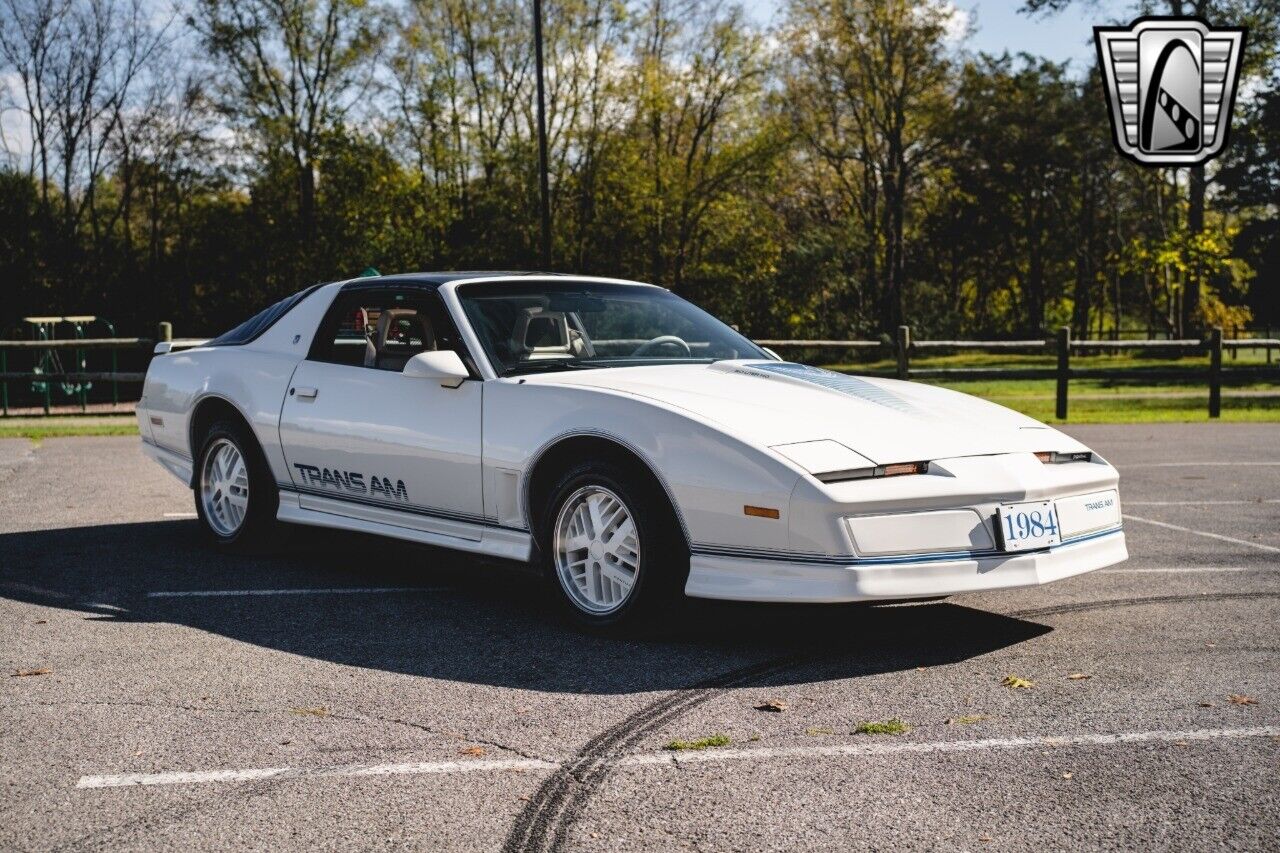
(1184, 164, 1205, 332)
(1072, 168, 1094, 338)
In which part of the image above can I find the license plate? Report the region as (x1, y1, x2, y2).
(997, 501, 1060, 552)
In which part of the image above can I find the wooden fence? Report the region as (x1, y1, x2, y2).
(2, 323, 1277, 419)
(758, 326, 1279, 419)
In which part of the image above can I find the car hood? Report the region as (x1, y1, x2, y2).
(521, 360, 1088, 465)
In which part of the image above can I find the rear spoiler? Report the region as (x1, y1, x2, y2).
(154, 339, 210, 355)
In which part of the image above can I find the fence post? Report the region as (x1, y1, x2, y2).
(1, 349, 7, 416)
(896, 325, 910, 380)
(1056, 326, 1070, 420)
(1208, 327, 1222, 419)
(158, 321, 172, 343)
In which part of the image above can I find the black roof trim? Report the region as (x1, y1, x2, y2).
(339, 271, 569, 291)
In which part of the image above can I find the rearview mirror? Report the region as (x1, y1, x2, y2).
(403, 350, 469, 388)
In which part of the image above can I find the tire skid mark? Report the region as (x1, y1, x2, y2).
(509, 590, 1280, 851)
(503, 653, 811, 853)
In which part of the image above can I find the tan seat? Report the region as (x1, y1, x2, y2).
(365, 308, 435, 371)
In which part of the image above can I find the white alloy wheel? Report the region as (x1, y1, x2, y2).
(553, 485, 641, 614)
(200, 437, 250, 537)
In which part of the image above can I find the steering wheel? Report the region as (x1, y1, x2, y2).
(631, 335, 691, 357)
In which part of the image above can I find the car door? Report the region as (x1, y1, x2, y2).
(277, 286, 485, 540)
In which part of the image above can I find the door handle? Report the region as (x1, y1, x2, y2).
(293, 386, 318, 399)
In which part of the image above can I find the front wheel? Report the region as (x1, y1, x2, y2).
(194, 419, 279, 551)
(539, 460, 687, 631)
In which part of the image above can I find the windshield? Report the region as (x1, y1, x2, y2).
(457, 281, 768, 376)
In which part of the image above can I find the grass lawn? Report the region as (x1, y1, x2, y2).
(818, 349, 1280, 423)
(0, 420, 140, 440)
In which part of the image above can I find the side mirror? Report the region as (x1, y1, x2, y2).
(403, 350, 469, 388)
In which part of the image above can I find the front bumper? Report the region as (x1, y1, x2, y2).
(684, 527, 1126, 603)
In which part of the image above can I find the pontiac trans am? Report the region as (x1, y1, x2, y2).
(139, 272, 1127, 628)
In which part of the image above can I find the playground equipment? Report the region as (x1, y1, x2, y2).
(17, 315, 119, 414)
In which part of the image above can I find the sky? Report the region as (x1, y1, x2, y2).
(1, 0, 1142, 167)
(745, 0, 1135, 70)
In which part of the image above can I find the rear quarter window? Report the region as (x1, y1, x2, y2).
(207, 284, 324, 347)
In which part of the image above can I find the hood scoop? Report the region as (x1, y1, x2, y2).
(714, 361, 920, 415)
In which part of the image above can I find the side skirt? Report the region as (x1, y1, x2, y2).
(141, 438, 194, 487)
(276, 489, 533, 562)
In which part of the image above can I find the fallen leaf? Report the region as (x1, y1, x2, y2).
(34, 620, 46, 625)
(1002, 675, 1035, 690)
(754, 700, 788, 713)
(1065, 673, 1091, 681)
(979, 835, 992, 843)
(10, 668, 51, 677)
(804, 726, 834, 736)
(1198, 702, 1216, 708)
(1061, 772, 1073, 779)
(947, 715, 987, 725)
(916, 666, 927, 671)
(1228, 694, 1258, 705)
(1174, 740, 1189, 747)
(460, 746, 486, 757)
(519, 795, 531, 802)
(289, 707, 329, 717)
(748, 734, 762, 742)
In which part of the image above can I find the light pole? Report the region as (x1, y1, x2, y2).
(532, 0, 552, 269)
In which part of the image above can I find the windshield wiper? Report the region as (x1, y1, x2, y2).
(501, 361, 595, 376)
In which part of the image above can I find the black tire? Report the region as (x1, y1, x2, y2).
(536, 458, 688, 631)
(193, 418, 280, 552)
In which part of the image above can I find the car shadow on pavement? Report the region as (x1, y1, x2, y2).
(0, 521, 1051, 693)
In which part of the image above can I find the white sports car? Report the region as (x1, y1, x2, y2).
(139, 272, 1127, 627)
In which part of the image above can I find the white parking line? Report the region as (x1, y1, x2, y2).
(1123, 514, 1280, 554)
(1102, 566, 1255, 574)
(77, 757, 556, 788)
(163, 512, 198, 519)
(75, 726, 1280, 789)
(1120, 462, 1280, 468)
(624, 726, 1280, 767)
(1126, 500, 1280, 506)
(147, 587, 446, 598)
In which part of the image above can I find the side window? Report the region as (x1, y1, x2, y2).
(309, 289, 467, 372)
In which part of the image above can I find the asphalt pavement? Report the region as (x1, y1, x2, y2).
(1, 425, 1278, 851)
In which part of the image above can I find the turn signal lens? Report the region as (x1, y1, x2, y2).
(1036, 451, 1092, 464)
(744, 505, 781, 519)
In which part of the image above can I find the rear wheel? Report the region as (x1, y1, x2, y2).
(539, 460, 687, 631)
(194, 419, 279, 551)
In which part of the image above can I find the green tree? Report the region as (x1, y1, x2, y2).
(783, 0, 953, 332)
(190, 0, 382, 270)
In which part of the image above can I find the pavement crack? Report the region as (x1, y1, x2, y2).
(346, 713, 556, 762)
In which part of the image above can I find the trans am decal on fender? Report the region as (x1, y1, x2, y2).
(292, 464, 410, 502)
